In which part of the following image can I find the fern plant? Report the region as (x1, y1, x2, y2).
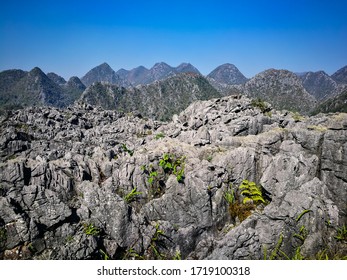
(123, 187, 142, 203)
(239, 180, 266, 205)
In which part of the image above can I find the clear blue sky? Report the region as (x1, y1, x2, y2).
(1, 0, 346, 79)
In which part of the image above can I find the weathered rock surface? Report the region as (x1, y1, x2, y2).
(0, 96, 346, 260)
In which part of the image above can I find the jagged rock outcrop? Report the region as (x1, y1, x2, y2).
(0, 95, 346, 260)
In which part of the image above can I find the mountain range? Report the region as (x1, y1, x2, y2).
(0, 62, 347, 118)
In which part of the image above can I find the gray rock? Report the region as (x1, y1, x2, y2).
(0, 97, 346, 260)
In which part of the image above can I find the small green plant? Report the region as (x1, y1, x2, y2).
(265, 111, 272, 118)
(123, 187, 142, 203)
(148, 170, 158, 185)
(65, 235, 74, 243)
(334, 225, 347, 242)
(121, 143, 134, 156)
(239, 180, 266, 205)
(7, 154, 17, 160)
(264, 232, 287, 260)
(0, 227, 7, 245)
(83, 223, 100, 236)
(14, 122, 29, 132)
(292, 112, 304, 122)
(173, 250, 182, 260)
(223, 186, 235, 205)
(28, 243, 37, 254)
(316, 249, 329, 260)
(159, 153, 186, 183)
(148, 223, 167, 260)
(99, 249, 109, 260)
(123, 248, 144, 260)
(143, 164, 164, 198)
(155, 132, 165, 140)
(251, 98, 271, 114)
(292, 246, 305, 260)
(307, 125, 328, 132)
(296, 209, 312, 222)
(293, 225, 308, 242)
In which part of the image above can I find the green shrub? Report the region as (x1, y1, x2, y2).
(251, 98, 271, 114)
(292, 112, 304, 122)
(155, 132, 165, 140)
(159, 153, 185, 183)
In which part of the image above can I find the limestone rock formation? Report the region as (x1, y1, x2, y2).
(0, 96, 346, 260)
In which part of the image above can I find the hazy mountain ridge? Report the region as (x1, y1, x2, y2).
(299, 71, 340, 100)
(1, 63, 347, 116)
(114, 62, 201, 86)
(0, 68, 85, 111)
(312, 87, 347, 114)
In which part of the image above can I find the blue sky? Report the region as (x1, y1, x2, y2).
(1, 0, 346, 79)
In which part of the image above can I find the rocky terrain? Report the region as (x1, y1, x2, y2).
(0, 95, 346, 260)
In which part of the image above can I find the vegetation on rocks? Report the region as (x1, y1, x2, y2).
(0, 94, 346, 260)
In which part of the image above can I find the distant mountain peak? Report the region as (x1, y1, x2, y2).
(331, 65, 347, 84)
(99, 62, 111, 68)
(207, 63, 248, 85)
(299, 70, 339, 101)
(29, 67, 45, 76)
(81, 62, 120, 87)
(47, 72, 67, 85)
(244, 69, 316, 113)
(176, 63, 201, 74)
